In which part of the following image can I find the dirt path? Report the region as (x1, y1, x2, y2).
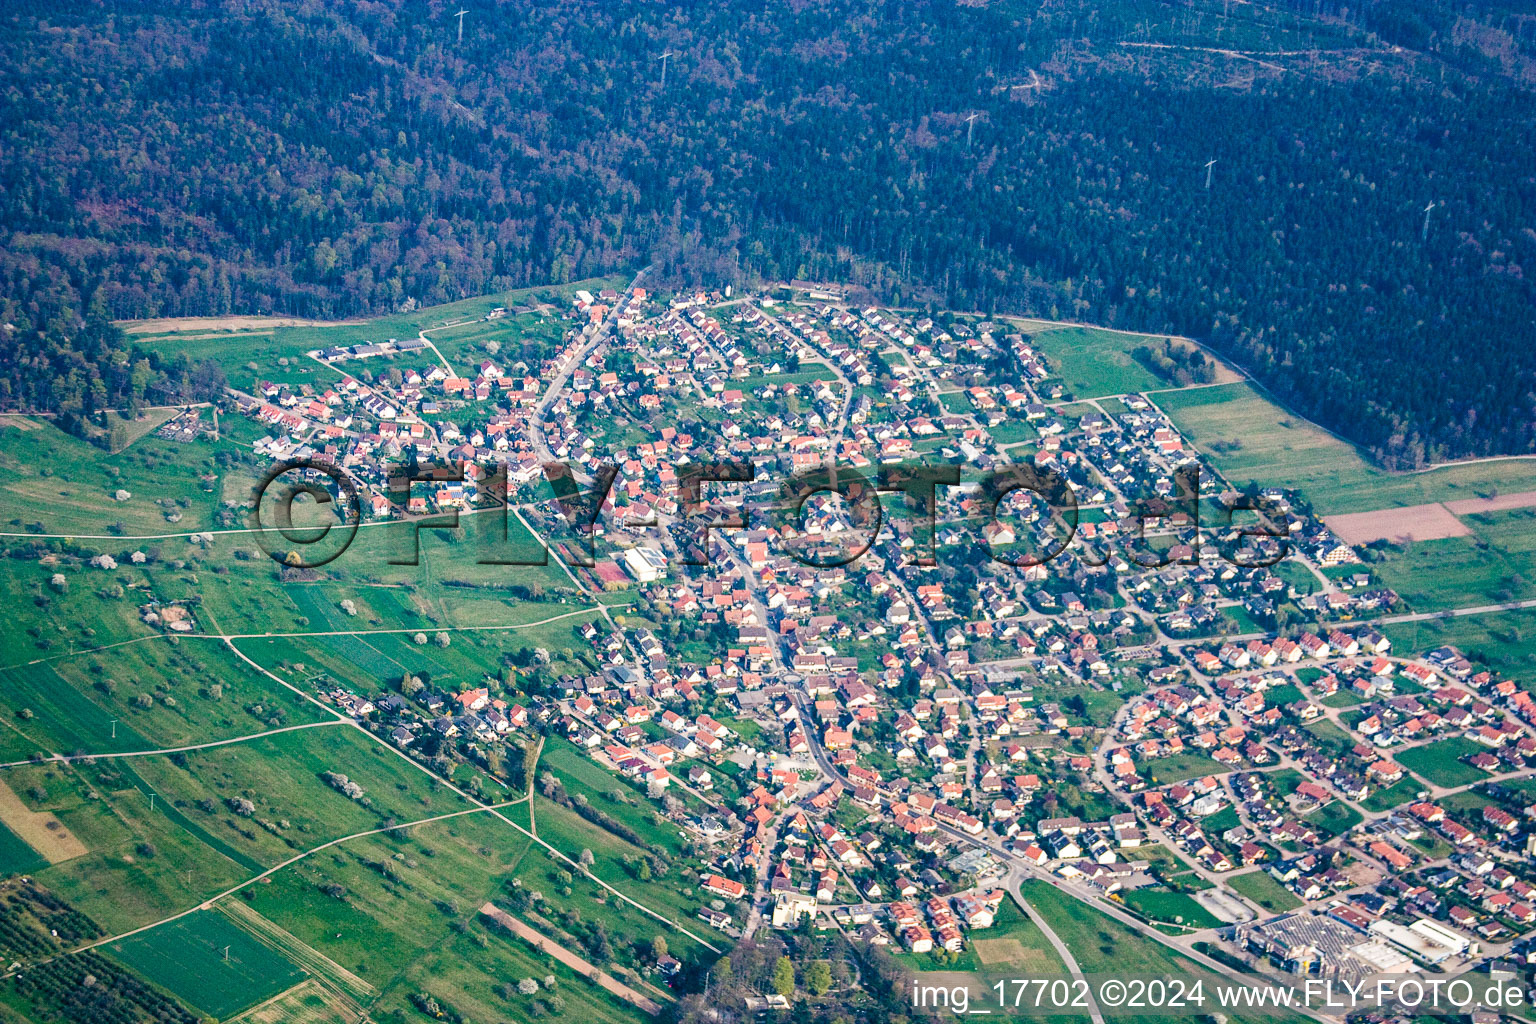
(479, 903, 663, 1015)
(0, 720, 348, 770)
(119, 315, 367, 334)
(1443, 489, 1536, 515)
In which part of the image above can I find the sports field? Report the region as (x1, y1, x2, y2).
(104, 909, 308, 1019)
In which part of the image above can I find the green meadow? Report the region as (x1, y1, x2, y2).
(105, 909, 308, 1019)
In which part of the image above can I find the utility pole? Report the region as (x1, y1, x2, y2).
(1204, 158, 1218, 190)
(1422, 200, 1438, 242)
(454, 9, 467, 43)
(657, 51, 674, 89)
(148, 793, 156, 813)
(109, 719, 117, 740)
(965, 113, 980, 151)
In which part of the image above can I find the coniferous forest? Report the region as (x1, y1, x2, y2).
(1, 0, 1533, 465)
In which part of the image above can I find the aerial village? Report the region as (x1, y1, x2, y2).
(223, 278, 1536, 992)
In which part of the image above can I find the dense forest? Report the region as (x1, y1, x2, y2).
(1, 0, 1533, 464)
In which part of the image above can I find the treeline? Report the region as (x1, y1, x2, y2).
(0, 263, 227, 440)
(1134, 341, 1217, 388)
(2, 0, 1533, 464)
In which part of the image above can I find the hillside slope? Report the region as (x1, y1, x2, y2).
(1, 0, 1533, 464)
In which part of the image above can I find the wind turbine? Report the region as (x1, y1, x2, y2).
(1422, 200, 1438, 242)
(657, 50, 674, 89)
(964, 113, 980, 151)
(1203, 158, 1218, 190)
(454, 8, 467, 43)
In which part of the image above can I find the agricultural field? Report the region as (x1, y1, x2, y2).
(6, 726, 462, 934)
(0, 636, 332, 764)
(129, 327, 347, 394)
(1155, 382, 1536, 515)
(0, 778, 86, 868)
(127, 276, 625, 378)
(370, 910, 656, 1024)
(238, 979, 358, 1024)
(243, 810, 670, 1024)
(0, 820, 45, 877)
(104, 909, 308, 1019)
(1365, 506, 1536, 612)
(524, 795, 713, 953)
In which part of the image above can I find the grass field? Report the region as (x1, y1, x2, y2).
(103, 408, 180, 453)
(1141, 752, 1222, 785)
(372, 912, 652, 1024)
(419, 310, 570, 373)
(525, 796, 708, 951)
(0, 635, 332, 764)
(244, 810, 666, 1024)
(1303, 718, 1352, 753)
(1028, 326, 1216, 398)
(1155, 383, 1536, 515)
(1226, 870, 1303, 913)
(1304, 799, 1363, 838)
(1395, 737, 1487, 788)
(1381, 609, 1536, 686)
(105, 909, 307, 1019)
(0, 819, 45, 877)
(1123, 844, 1201, 879)
(1442, 790, 1495, 815)
(1360, 776, 1423, 813)
(541, 741, 693, 859)
(1119, 888, 1221, 929)
(130, 276, 624, 383)
(122, 726, 468, 869)
(1368, 507, 1536, 612)
(14, 726, 462, 934)
(0, 419, 235, 534)
(238, 979, 356, 1024)
(911, 897, 1067, 978)
(1020, 880, 1297, 1024)
(137, 515, 579, 641)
